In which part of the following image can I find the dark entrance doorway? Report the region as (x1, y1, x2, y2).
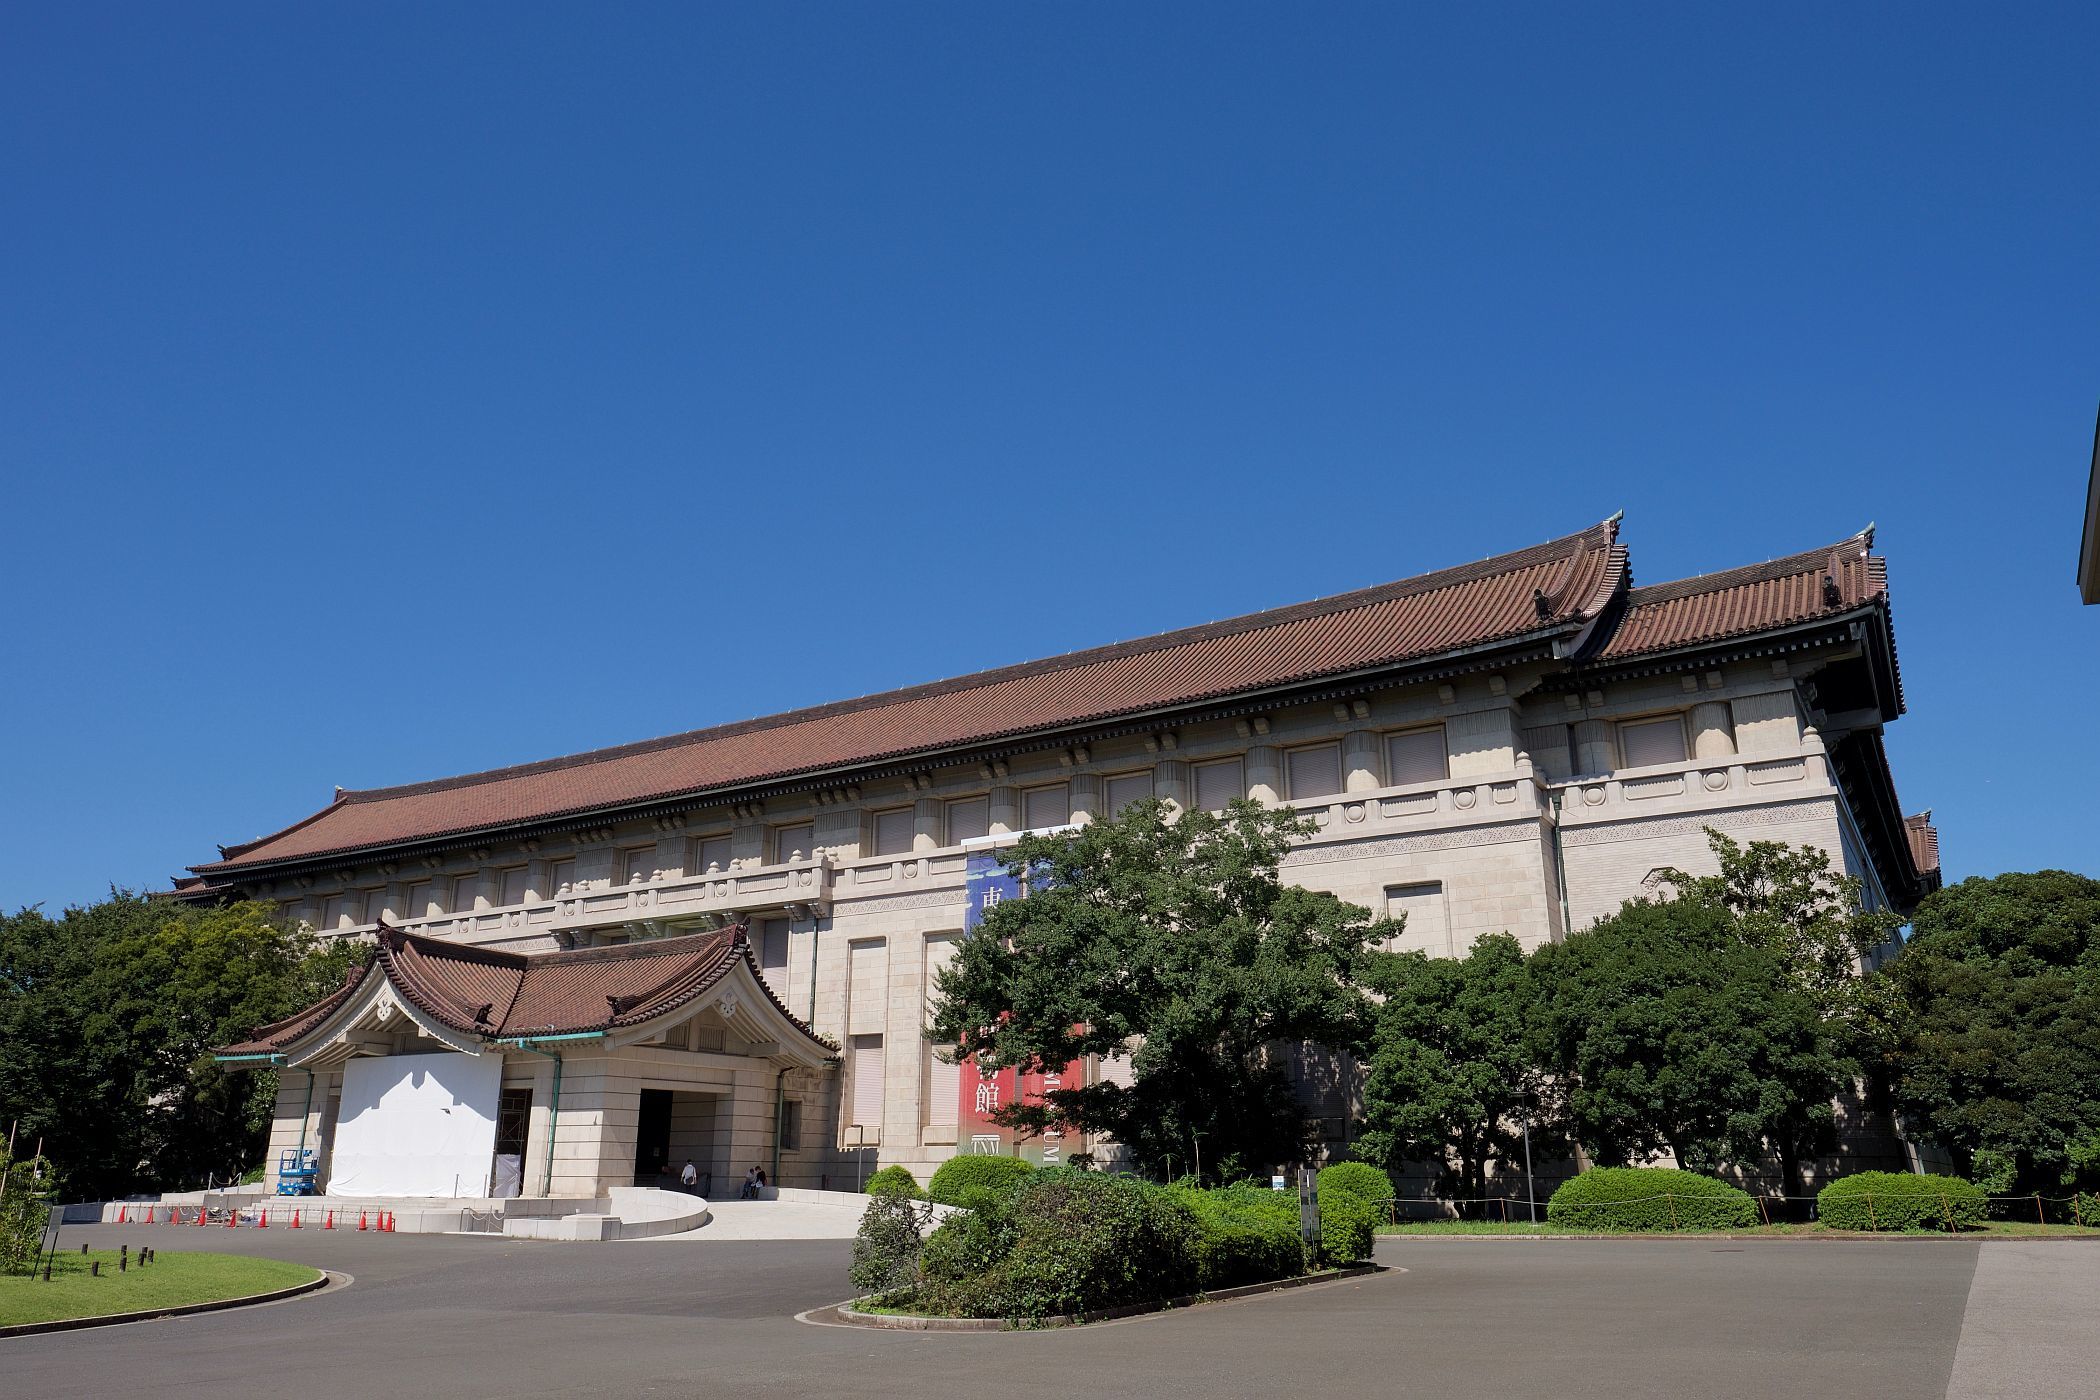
(635, 1088, 674, 1185)
(492, 1088, 532, 1198)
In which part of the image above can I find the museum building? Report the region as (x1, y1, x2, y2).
(191, 516, 1940, 1200)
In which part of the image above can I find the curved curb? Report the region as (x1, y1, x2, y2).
(799, 1262, 1387, 1332)
(0, 1267, 339, 1340)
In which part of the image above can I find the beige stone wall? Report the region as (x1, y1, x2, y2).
(249, 637, 1912, 1184)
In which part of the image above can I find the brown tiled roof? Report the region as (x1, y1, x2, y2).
(1904, 811, 1941, 876)
(217, 963, 371, 1056)
(215, 924, 836, 1055)
(1595, 529, 1884, 662)
(193, 521, 1627, 875)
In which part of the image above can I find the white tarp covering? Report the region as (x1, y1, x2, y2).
(328, 1051, 503, 1198)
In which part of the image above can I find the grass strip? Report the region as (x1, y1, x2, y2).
(0, 1251, 321, 1327)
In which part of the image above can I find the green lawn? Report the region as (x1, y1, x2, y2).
(0, 1250, 321, 1328)
(1377, 1219, 2100, 1239)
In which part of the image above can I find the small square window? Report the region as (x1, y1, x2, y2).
(1104, 771, 1153, 816)
(693, 834, 732, 873)
(548, 858, 577, 893)
(453, 877, 480, 913)
(870, 807, 915, 856)
(945, 796, 990, 845)
(773, 823, 814, 862)
(1023, 783, 1070, 831)
(1285, 743, 1343, 801)
(1193, 757, 1244, 812)
(1386, 726, 1449, 786)
(498, 867, 529, 906)
(1619, 715, 1689, 768)
(623, 847, 656, 884)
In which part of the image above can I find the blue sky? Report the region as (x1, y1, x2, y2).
(3, 4, 2095, 913)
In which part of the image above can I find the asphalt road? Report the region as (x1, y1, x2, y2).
(9, 1224, 2094, 1399)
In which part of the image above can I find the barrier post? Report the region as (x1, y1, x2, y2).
(1756, 1196, 1771, 1226)
(2035, 1193, 2045, 1226)
(1666, 1194, 1678, 1231)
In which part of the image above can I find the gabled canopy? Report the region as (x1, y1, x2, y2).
(216, 924, 837, 1068)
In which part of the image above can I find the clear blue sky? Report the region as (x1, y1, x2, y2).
(3, 4, 2094, 914)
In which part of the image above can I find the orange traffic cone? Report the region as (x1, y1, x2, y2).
(291, 1210, 301, 1229)
(144, 1206, 155, 1224)
(257, 1208, 269, 1229)
(117, 1205, 128, 1225)
(383, 1211, 395, 1233)
(357, 1211, 368, 1232)
(196, 1207, 207, 1227)
(324, 1210, 335, 1230)
(226, 1210, 238, 1228)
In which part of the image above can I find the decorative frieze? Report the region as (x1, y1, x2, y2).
(1557, 796, 1832, 849)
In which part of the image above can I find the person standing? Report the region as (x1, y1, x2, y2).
(679, 1160, 698, 1194)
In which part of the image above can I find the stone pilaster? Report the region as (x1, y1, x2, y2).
(1342, 730, 1382, 792)
(1690, 701, 1737, 760)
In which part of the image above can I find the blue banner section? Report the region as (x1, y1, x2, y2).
(964, 849, 1025, 932)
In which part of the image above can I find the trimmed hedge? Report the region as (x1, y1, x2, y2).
(865, 1165, 922, 1199)
(1319, 1194, 1379, 1264)
(1317, 1161, 1392, 1211)
(920, 1169, 1199, 1322)
(1546, 1168, 1757, 1232)
(1817, 1172, 1985, 1232)
(927, 1153, 1038, 1207)
(1172, 1181, 1302, 1289)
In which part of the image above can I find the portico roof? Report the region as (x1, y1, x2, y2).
(215, 924, 836, 1060)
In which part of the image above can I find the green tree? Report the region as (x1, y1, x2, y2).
(1356, 932, 1538, 1200)
(926, 799, 1390, 1181)
(1528, 893, 1852, 1179)
(0, 892, 355, 1198)
(1875, 871, 2100, 1196)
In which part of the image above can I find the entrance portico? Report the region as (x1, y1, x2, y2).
(216, 923, 838, 1200)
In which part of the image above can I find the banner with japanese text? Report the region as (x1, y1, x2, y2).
(958, 846, 1085, 1165)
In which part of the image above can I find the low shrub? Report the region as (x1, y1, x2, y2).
(2074, 1192, 2100, 1228)
(1172, 1181, 1302, 1289)
(927, 1153, 1037, 1207)
(849, 1194, 932, 1297)
(1545, 1168, 1756, 1232)
(865, 1165, 922, 1199)
(1817, 1172, 1986, 1232)
(919, 1169, 1199, 1322)
(1317, 1161, 1392, 1212)
(1319, 1194, 1379, 1264)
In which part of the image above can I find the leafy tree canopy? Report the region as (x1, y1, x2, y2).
(1528, 870, 1854, 1178)
(0, 891, 356, 1198)
(925, 798, 1389, 1181)
(1877, 870, 2100, 1194)
(1356, 932, 1538, 1199)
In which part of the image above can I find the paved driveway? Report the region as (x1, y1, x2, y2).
(10, 1226, 2095, 1399)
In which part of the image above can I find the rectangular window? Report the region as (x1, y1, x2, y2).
(773, 823, 814, 863)
(1285, 743, 1343, 801)
(1386, 726, 1449, 786)
(945, 796, 990, 845)
(779, 1100, 802, 1153)
(548, 858, 577, 894)
(453, 876, 480, 913)
(757, 917, 790, 996)
(363, 889, 389, 924)
(693, 834, 732, 873)
(1104, 771, 1153, 816)
(498, 867, 529, 906)
(405, 880, 434, 919)
(870, 807, 915, 857)
(1620, 715, 1689, 768)
(322, 895, 350, 929)
(1193, 757, 1244, 812)
(851, 1035, 885, 1129)
(1023, 783, 1070, 831)
(623, 847, 656, 884)
(1386, 882, 1452, 958)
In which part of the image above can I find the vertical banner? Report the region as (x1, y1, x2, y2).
(959, 846, 1086, 1165)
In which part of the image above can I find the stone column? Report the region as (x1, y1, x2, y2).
(912, 797, 942, 853)
(988, 786, 1018, 835)
(1572, 719, 1613, 775)
(1342, 730, 1382, 792)
(1154, 759, 1191, 813)
(1245, 746, 1281, 805)
(1069, 774, 1101, 825)
(1690, 701, 1737, 760)
(730, 822, 766, 870)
